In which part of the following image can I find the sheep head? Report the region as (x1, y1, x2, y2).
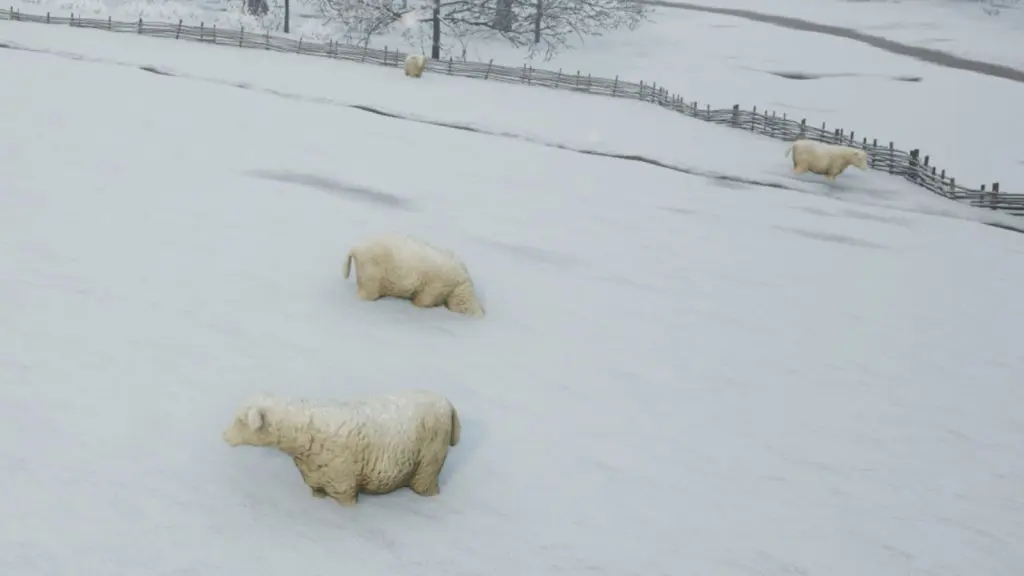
(223, 396, 276, 447)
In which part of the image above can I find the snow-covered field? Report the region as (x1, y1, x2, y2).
(2, 12, 1024, 576)
(651, 0, 1024, 72)
(9, 0, 1023, 195)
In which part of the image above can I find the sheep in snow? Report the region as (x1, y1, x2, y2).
(344, 233, 485, 317)
(404, 54, 427, 78)
(785, 139, 869, 181)
(223, 389, 462, 506)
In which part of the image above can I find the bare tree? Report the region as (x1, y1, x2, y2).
(310, 0, 650, 61)
(244, 0, 270, 16)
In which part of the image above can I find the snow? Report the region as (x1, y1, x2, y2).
(8, 0, 1024, 192)
(2, 13, 1024, 576)
(648, 0, 1024, 73)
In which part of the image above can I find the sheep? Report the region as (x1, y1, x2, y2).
(785, 139, 869, 181)
(223, 389, 462, 507)
(343, 233, 485, 317)
(404, 54, 427, 78)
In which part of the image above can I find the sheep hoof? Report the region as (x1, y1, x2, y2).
(410, 480, 440, 497)
(334, 495, 358, 507)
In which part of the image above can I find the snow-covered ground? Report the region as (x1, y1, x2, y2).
(8, 0, 1022, 194)
(2, 16, 1024, 576)
(652, 0, 1024, 73)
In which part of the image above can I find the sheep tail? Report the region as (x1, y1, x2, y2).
(449, 404, 461, 447)
(343, 250, 355, 279)
(784, 143, 793, 158)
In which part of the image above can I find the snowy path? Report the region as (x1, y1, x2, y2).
(644, 0, 1024, 83)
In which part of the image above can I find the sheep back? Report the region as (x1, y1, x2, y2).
(346, 233, 484, 316)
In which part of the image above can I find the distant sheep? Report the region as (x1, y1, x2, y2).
(785, 139, 869, 181)
(344, 233, 485, 317)
(223, 389, 462, 507)
(404, 54, 427, 78)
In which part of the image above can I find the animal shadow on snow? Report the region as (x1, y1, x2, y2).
(775, 225, 889, 249)
(246, 169, 415, 211)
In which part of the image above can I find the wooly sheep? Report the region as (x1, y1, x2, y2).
(785, 139, 869, 181)
(344, 233, 485, 317)
(404, 54, 427, 78)
(223, 389, 462, 506)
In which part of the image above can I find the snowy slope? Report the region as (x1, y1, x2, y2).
(648, 0, 1024, 72)
(2, 23, 1024, 576)
(6, 1, 1023, 193)
(2, 19, 1022, 231)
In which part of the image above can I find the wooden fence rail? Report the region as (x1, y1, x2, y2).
(4, 8, 1023, 216)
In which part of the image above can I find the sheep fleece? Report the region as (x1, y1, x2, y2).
(344, 233, 485, 317)
(404, 54, 427, 78)
(222, 390, 461, 506)
(785, 139, 869, 180)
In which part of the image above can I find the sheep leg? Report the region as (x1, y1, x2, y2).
(409, 451, 447, 497)
(293, 458, 329, 498)
(356, 277, 382, 301)
(323, 478, 360, 507)
(412, 286, 445, 308)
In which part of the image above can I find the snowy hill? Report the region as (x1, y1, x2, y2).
(2, 18, 1024, 576)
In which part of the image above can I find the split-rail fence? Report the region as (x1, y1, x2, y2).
(3, 7, 1022, 217)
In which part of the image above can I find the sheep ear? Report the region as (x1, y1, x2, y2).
(246, 407, 266, 430)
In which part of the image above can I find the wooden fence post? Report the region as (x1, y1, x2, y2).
(447, 57, 453, 75)
(107, 16, 111, 29)
(239, 26, 244, 48)
(484, 59, 493, 80)
(908, 149, 920, 184)
(731, 104, 740, 127)
(888, 142, 894, 174)
(137, 17, 142, 34)
(751, 106, 757, 131)
(612, 75, 618, 97)
(297, 36, 302, 54)
(265, 29, 270, 49)
(212, 24, 217, 44)
(46, 11, 49, 23)
(200, 22, 204, 41)
(383, 46, 387, 64)
(176, 19, 182, 39)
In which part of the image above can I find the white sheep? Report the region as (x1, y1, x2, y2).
(785, 139, 869, 181)
(404, 54, 427, 78)
(223, 389, 462, 506)
(344, 233, 485, 317)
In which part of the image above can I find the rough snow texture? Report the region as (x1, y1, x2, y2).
(786, 139, 870, 181)
(404, 54, 427, 78)
(345, 233, 484, 317)
(223, 390, 461, 506)
(2, 18, 1024, 576)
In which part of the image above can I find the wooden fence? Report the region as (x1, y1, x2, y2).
(4, 7, 1023, 216)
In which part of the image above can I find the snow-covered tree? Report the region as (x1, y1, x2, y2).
(308, 0, 650, 60)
